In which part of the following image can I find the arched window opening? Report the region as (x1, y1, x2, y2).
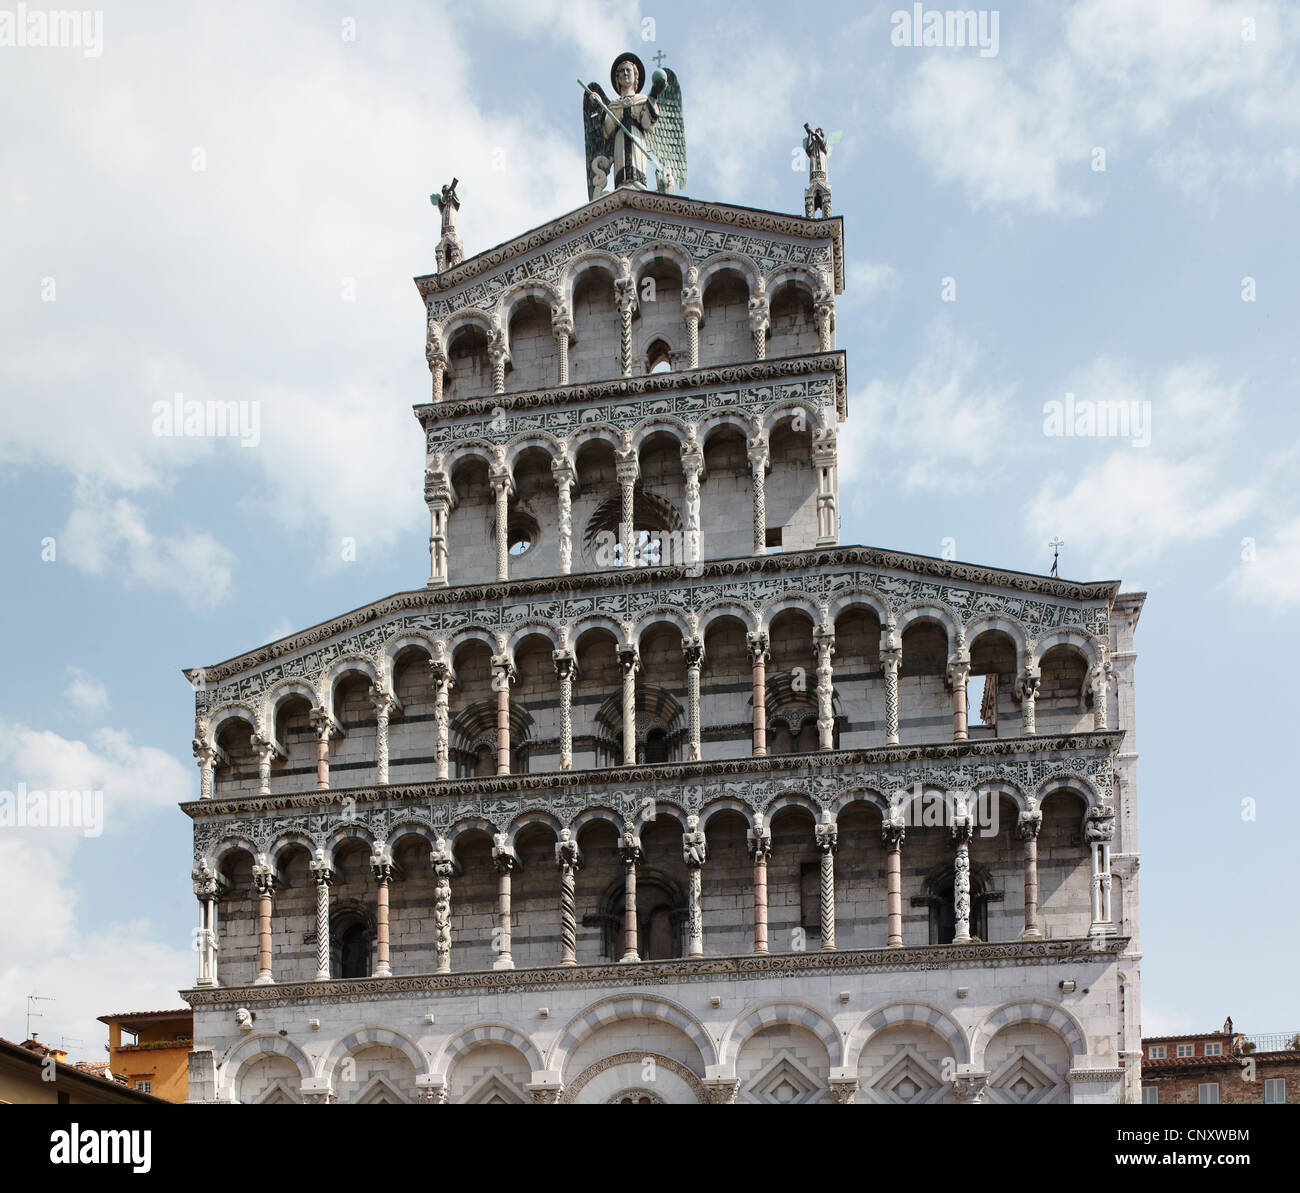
(913, 864, 1001, 944)
(334, 915, 371, 979)
(645, 727, 669, 763)
(645, 339, 673, 374)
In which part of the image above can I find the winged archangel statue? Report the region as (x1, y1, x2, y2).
(581, 52, 687, 201)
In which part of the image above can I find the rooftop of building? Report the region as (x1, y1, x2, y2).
(413, 186, 847, 300)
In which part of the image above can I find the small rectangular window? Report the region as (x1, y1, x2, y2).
(1205, 1042, 1221, 1055)
(765, 527, 782, 549)
(1264, 1078, 1285, 1104)
(1148, 1046, 1166, 1059)
(1142, 1085, 1158, 1104)
(1177, 1044, 1194, 1057)
(135, 1080, 151, 1093)
(1197, 1083, 1219, 1104)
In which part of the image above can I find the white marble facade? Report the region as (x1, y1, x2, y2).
(181, 186, 1143, 1105)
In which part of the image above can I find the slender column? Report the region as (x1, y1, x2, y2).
(491, 836, 516, 970)
(556, 830, 581, 966)
(492, 657, 516, 775)
(815, 817, 837, 950)
(952, 817, 973, 944)
(882, 822, 905, 947)
(424, 468, 451, 587)
(683, 815, 707, 958)
(747, 437, 769, 555)
(488, 323, 508, 393)
(748, 814, 771, 954)
(554, 650, 576, 770)
(490, 468, 513, 581)
(683, 638, 704, 762)
(748, 631, 770, 757)
(252, 863, 275, 984)
(880, 639, 902, 746)
(192, 861, 220, 986)
(372, 854, 393, 978)
(309, 709, 336, 790)
(371, 691, 398, 786)
(552, 458, 575, 575)
(617, 645, 639, 765)
(814, 628, 835, 750)
(432, 838, 454, 973)
(615, 450, 638, 568)
(252, 735, 278, 797)
(747, 286, 769, 359)
(310, 853, 334, 980)
(682, 268, 702, 369)
(680, 441, 703, 567)
(618, 825, 642, 962)
(1017, 810, 1043, 941)
(430, 657, 452, 780)
(425, 322, 446, 403)
(551, 303, 573, 386)
(813, 430, 838, 546)
(813, 275, 835, 351)
(615, 258, 637, 377)
(193, 739, 216, 800)
(1091, 660, 1112, 730)
(1017, 670, 1040, 735)
(948, 658, 971, 741)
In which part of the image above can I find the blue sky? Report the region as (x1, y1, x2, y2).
(1, 0, 1297, 1060)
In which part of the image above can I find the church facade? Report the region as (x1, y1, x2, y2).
(181, 67, 1144, 1105)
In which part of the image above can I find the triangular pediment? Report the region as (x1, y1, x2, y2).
(416, 187, 844, 305)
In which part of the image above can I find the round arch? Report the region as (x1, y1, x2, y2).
(719, 1000, 845, 1067)
(546, 994, 716, 1073)
(845, 1000, 972, 1068)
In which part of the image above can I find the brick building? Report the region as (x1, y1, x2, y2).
(180, 56, 1143, 1104)
(1142, 1018, 1300, 1104)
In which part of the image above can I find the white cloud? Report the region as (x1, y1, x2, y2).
(0, 0, 617, 602)
(0, 718, 194, 816)
(891, 54, 1092, 215)
(842, 317, 1017, 491)
(845, 260, 901, 304)
(889, 0, 1300, 213)
(0, 718, 196, 1059)
(1231, 515, 1300, 610)
(1025, 451, 1254, 578)
(63, 667, 109, 718)
(686, 34, 805, 197)
(58, 485, 236, 608)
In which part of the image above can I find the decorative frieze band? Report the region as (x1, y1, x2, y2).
(186, 551, 1115, 715)
(188, 734, 1120, 865)
(417, 191, 843, 317)
(181, 935, 1129, 1008)
(421, 365, 841, 450)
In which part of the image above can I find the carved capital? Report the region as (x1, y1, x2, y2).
(746, 631, 770, 666)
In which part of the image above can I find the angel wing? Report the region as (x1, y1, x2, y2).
(583, 82, 616, 201)
(647, 68, 687, 194)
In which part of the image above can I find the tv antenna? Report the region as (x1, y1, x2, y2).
(26, 993, 54, 1040)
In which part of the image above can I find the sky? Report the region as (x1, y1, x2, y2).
(1, 0, 1296, 1062)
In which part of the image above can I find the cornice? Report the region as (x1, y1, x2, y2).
(183, 547, 1120, 685)
(414, 351, 848, 425)
(414, 189, 846, 299)
(180, 936, 1129, 1006)
(181, 730, 1124, 820)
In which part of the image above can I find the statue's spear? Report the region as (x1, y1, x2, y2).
(578, 79, 666, 175)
